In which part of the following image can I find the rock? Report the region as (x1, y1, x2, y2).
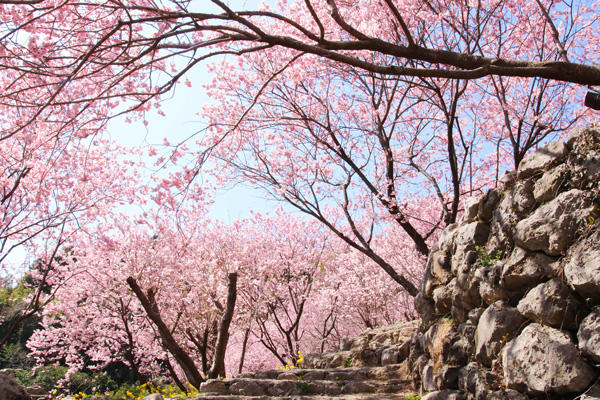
(501, 247, 556, 292)
(452, 222, 490, 268)
(340, 338, 352, 351)
(568, 127, 600, 186)
(422, 268, 435, 299)
(500, 170, 517, 187)
(277, 372, 299, 380)
(475, 263, 508, 305)
(396, 340, 411, 362)
(0, 372, 31, 400)
(581, 383, 600, 400)
(438, 222, 459, 254)
(352, 348, 378, 367)
(488, 389, 529, 400)
(564, 229, 600, 303)
(430, 251, 453, 287)
(228, 380, 265, 396)
(141, 395, 162, 400)
(567, 126, 593, 148)
(511, 178, 537, 216)
(517, 140, 568, 178)
(198, 379, 228, 395)
(533, 164, 568, 202)
(304, 381, 340, 396)
(341, 381, 375, 394)
(24, 385, 46, 399)
(478, 189, 501, 222)
(458, 362, 497, 400)
(487, 193, 519, 252)
(252, 369, 280, 379)
(421, 390, 466, 400)
(578, 307, 600, 364)
(422, 363, 436, 392)
(432, 279, 455, 314)
(414, 292, 435, 326)
(517, 279, 582, 329)
(514, 189, 593, 256)
(266, 380, 300, 396)
(502, 323, 597, 395)
(474, 302, 525, 366)
(302, 370, 324, 380)
(467, 308, 484, 324)
(433, 365, 460, 389)
(380, 347, 398, 365)
(463, 195, 482, 222)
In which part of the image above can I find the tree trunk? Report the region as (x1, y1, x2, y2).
(126, 277, 203, 388)
(238, 326, 251, 374)
(208, 272, 238, 379)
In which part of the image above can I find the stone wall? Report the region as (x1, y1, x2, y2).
(410, 126, 600, 400)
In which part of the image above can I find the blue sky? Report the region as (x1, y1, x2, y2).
(106, 59, 282, 223)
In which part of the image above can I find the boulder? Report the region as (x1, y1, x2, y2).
(517, 279, 582, 329)
(474, 302, 525, 366)
(438, 222, 459, 254)
(432, 279, 455, 314)
(486, 193, 519, 252)
(458, 362, 497, 400)
(511, 178, 537, 216)
(341, 381, 375, 394)
(422, 251, 453, 299)
(475, 264, 508, 305)
(302, 370, 324, 380)
(487, 389, 529, 400)
(564, 229, 600, 303)
(463, 195, 482, 222)
(514, 189, 593, 256)
(422, 364, 436, 392)
(567, 126, 600, 186)
(451, 222, 490, 273)
(430, 251, 453, 286)
(502, 323, 597, 395)
(252, 369, 280, 379)
(141, 395, 162, 400)
(501, 247, 556, 292)
(303, 381, 340, 396)
(0, 372, 31, 400)
(533, 164, 568, 202)
(580, 383, 600, 400)
(421, 390, 466, 400)
(499, 170, 517, 187)
(578, 307, 600, 364)
(266, 380, 300, 396)
(198, 379, 228, 395)
(380, 347, 399, 365)
(352, 348, 378, 367)
(24, 385, 47, 399)
(228, 380, 265, 396)
(433, 365, 460, 390)
(477, 189, 501, 222)
(517, 140, 568, 178)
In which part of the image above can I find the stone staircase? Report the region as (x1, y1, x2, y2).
(194, 320, 419, 399)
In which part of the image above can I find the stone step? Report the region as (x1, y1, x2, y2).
(301, 343, 411, 369)
(199, 377, 412, 397)
(241, 364, 410, 382)
(193, 392, 417, 399)
(338, 320, 419, 352)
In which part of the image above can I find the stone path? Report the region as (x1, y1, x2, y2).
(194, 321, 419, 399)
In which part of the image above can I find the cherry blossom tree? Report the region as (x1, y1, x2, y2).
(27, 207, 419, 382)
(1, 0, 598, 299)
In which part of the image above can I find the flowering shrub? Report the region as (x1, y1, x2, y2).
(51, 382, 199, 400)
